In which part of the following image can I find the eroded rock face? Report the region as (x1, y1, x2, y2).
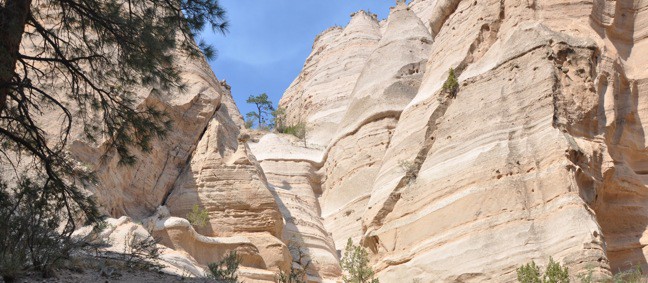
(266, 0, 648, 281)
(22, 32, 289, 281)
(278, 11, 382, 148)
(366, 33, 607, 282)
(163, 89, 290, 278)
(21, 0, 648, 281)
(68, 55, 227, 219)
(321, 1, 433, 250)
(250, 134, 341, 282)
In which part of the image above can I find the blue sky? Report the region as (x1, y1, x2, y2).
(199, 1, 395, 118)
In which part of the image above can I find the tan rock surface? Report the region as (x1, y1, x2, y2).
(16, 24, 290, 281)
(14, 0, 648, 281)
(365, 35, 607, 282)
(163, 91, 290, 279)
(250, 134, 341, 282)
(278, 11, 382, 148)
(321, 0, 433, 251)
(588, 0, 648, 272)
(266, 0, 648, 281)
(66, 55, 227, 219)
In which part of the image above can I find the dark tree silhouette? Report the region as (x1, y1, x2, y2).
(0, 0, 228, 276)
(246, 93, 274, 128)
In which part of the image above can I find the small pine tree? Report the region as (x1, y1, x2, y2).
(543, 258, 569, 283)
(186, 204, 209, 228)
(272, 107, 287, 132)
(517, 258, 569, 283)
(442, 68, 459, 97)
(517, 261, 542, 283)
(208, 251, 241, 283)
(246, 93, 275, 128)
(341, 238, 379, 283)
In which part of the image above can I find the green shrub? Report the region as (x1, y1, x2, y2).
(121, 230, 162, 271)
(272, 107, 287, 132)
(518, 261, 542, 283)
(208, 251, 241, 282)
(341, 238, 379, 283)
(244, 117, 254, 129)
(577, 267, 593, 283)
(0, 178, 78, 281)
(517, 258, 568, 283)
(612, 266, 643, 283)
(186, 204, 209, 228)
(442, 68, 459, 97)
(282, 123, 307, 139)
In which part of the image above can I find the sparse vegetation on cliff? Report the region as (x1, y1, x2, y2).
(341, 238, 379, 283)
(611, 266, 644, 283)
(187, 204, 209, 228)
(272, 107, 288, 132)
(283, 123, 307, 140)
(517, 258, 569, 283)
(442, 68, 459, 97)
(398, 160, 418, 181)
(208, 251, 241, 283)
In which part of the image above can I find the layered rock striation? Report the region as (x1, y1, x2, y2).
(279, 10, 382, 148)
(250, 134, 341, 282)
(25, 34, 291, 281)
(17, 0, 648, 281)
(263, 0, 648, 281)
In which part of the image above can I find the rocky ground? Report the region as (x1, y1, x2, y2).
(2, 257, 216, 283)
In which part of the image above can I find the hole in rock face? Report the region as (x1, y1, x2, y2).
(575, 169, 596, 205)
(363, 235, 380, 253)
(481, 24, 490, 31)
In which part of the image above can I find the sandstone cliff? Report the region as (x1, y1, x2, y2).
(280, 11, 382, 148)
(11, 0, 648, 281)
(263, 0, 648, 281)
(28, 39, 292, 281)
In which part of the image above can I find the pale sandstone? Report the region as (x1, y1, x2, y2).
(67, 54, 227, 219)
(17, 0, 648, 281)
(17, 26, 289, 281)
(163, 92, 290, 280)
(279, 11, 382, 148)
(267, 0, 648, 281)
(321, 1, 433, 251)
(366, 42, 607, 282)
(250, 134, 341, 282)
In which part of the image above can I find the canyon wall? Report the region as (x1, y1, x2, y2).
(268, 0, 648, 281)
(29, 40, 292, 281)
(15, 0, 648, 281)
